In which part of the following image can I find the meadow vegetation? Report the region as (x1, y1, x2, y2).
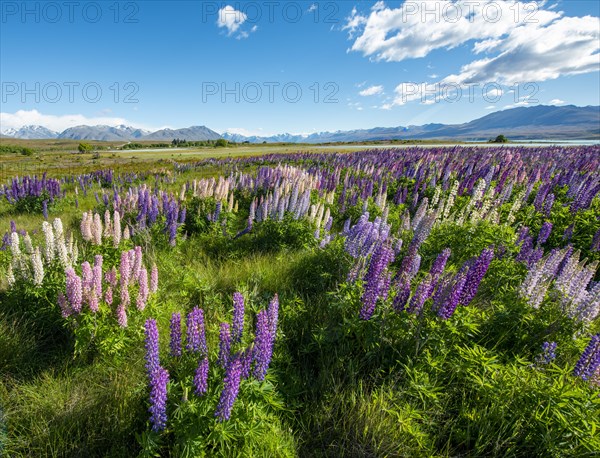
(0, 145, 599, 457)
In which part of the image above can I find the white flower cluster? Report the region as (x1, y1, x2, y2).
(81, 210, 122, 247)
(7, 218, 77, 288)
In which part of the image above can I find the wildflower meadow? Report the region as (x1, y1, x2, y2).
(1, 146, 599, 456)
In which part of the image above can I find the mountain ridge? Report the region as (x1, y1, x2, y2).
(2, 105, 598, 142)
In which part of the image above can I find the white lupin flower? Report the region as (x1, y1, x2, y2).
(56, 236, 70, 267)
(31, 246, 44, 286)
(23, 233, 34, 254)
(7, 264, 15, 286)
(506, 190, 525, 225)
(81, 212, 92, 241)
(442, 180, 459, 221)
(113, 210, 121, 247)
(92, 213, 103, 245)
(10, 231, 21, 257)
(103, 210, 112, 237)
(42, 221, 55, 262)
(53, 217, 64, 238)
(123, 226, 130, 240)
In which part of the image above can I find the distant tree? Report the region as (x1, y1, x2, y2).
(78, 142, 94, 153)
(215, 139, 228, 147)
(491, 135, 508, 143)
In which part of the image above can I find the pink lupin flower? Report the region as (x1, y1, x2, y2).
(150, 263, 158, 293)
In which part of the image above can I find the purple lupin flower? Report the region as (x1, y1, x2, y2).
(57, 292, 72, 318)
(537, 222, 552, 246)
(429, 248, 451, 285)
(573, 334, 600, 381)
(120, 279, 130, 309)
(215, 354, 242, 421)
(144, 319, 160, 376)
(516, 236, 533, 263)
(148, 366, 169, 432)
(170, 313, 182, 357)
(359, 242, 395, 320)
(81, 261, 93, 292)
(218, 322, 231, 368)
(232, 292, 245, 343)
(193, 357, 209, 396)
(459, 248, 494, 306)
(535, 341, 557, 366)
(406, 274, 434, 315)
(186, 307, 207, 355)
(42, 200, 48, 220)
(516, 226, 530, 245)
(116, 304, 128, 327)
(65, 267, 83, 313)
(105, 266, 118, 288)
(88, 289, 99, 313)
(120, 250, 131, 286)
(437, 270, 468, 319)
(104, 286, 113, 306)
(240, 348, 253, 379)
(93, 255, 103, 293)
(136, 268, 149, 311)
(133, 246, 143, 281)
(252, 310, 274, 381)
(393, 277, 411, 313)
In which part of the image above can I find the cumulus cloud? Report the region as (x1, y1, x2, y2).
(359, 85, 384, 96)
(0, 109, 154, 133)
(549, 98, 566, 105)
(217, 5, 247, 35)
(345, 1, 599, 108)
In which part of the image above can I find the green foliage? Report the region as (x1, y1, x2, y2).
(0, 145, 36, 155)
(78, 142, 94, 153)
(490, 135, 509, 143)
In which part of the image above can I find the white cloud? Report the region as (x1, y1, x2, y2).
(345, 1, 561, 62)
(359, 85, 384, 96)
(549, 98, 566, 105)
(345, 1, 599, 88)
(441, 16, 599, 86)
(217, 5, 247, 36)
(342, 7, 367, 39)
(0, 109, 156, 133)
(485, 105, 496, 110)
(502, 99, 535, 109)
(308, 4, 317, 13)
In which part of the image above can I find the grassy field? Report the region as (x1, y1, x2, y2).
(0, 145, 599, 457)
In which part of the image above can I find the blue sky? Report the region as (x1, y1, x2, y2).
(1, 1, 599, 135)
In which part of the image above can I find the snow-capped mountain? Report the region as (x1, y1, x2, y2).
(1, 125, 59, 139)
(58, 124, 152, 141)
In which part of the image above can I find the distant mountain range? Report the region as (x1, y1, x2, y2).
(224, 105, 600, 143)
(1, 105, 598, 143)
(0, 124, 221, 142)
